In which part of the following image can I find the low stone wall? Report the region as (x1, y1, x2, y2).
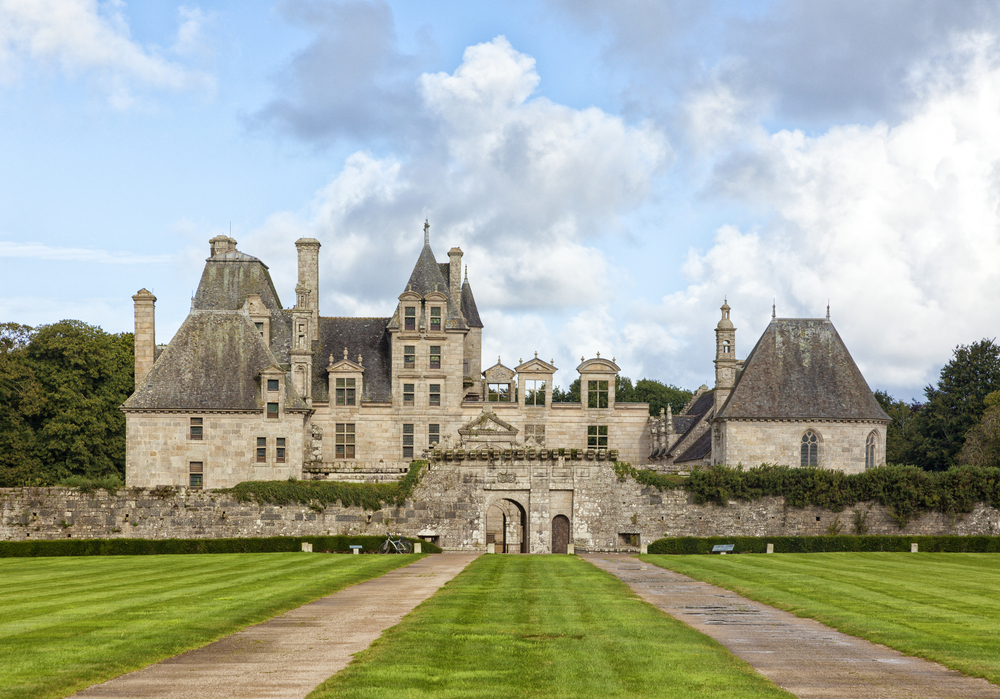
(3, 464, 1000, 550)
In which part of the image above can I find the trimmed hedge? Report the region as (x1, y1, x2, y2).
(224, 461, 427, 511)
(0, 534, 442, 558)
(646, 535, 1000, 555)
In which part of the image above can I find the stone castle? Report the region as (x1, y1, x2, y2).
(120, 225, 889, 552)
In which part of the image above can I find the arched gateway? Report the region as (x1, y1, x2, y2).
(485, 498, 527, 553)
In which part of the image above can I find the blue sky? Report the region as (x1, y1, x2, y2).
(4, 0, 1000, 402)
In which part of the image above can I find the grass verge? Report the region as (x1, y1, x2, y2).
(0, 552, 419, 699)
(643, 552, 1000, 685)
(309, 556, 793, 699)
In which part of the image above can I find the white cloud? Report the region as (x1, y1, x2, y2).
(0, 240, 172, 264)
(0, 0, 212, 107)
(243, 36, 669, 318)
(657, 34, 1000, 398)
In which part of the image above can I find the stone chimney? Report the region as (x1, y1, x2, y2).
(132, 289, 156, 385)
(448, 247, 463, 307)
(209, 235, 236, 257)
(295, 238, 321, 329)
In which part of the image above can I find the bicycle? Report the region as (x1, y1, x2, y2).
(379, 532, 413, 554)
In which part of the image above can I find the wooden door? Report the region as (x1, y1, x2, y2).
(551, 515, 570, 554)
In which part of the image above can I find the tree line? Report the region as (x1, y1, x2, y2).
(0, 321, 133, 487)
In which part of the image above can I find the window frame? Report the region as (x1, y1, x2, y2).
(430, 306, 442, 332)
(801, 430, 819, 467)
(336, 423, 356, 459)
(587, 380, 609, 409)
(404, 345, 416, 369)
(189, 462, 203, 490)
(266, 402, 279, 419)
(487, 383, 509, 402)
(404, 306, 416, 331)
(429, 345, 441, 370)
(402, 424, 414, 459)
(429, 423, 440, 448)
(403, 383, 415, 406)
(865, 431, 877, 470)
(256, 436, 267, 463)
(266, 378, 279, 392)
(276, 437, 286, 463)
(525, 379, 546, 406)
(429, 383, 441, 407)
(189, 417, 203, 440)
(336, 377, 356, 406)
(587, 425, 608, 448)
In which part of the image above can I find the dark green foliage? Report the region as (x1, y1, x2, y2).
(959, 390, 1000, 468)
(618, 377, 693, 416)
(225, 461, 427, 510)
(0, 321, 134, 486)
(613, 461, 686, 490)
(0, 534, 441, 558)
(892, 339, 1000, 470)
(56, 474, 124, 495)
(682, 464, 1000, 527)
(874, 390, 922, 464)
(550, 378, 580, 403)
(646, 535, 1000, 555)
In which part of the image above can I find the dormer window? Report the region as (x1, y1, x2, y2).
(267, 402, 279, 419)
(405, 307, 416, 331)
(255, 322, 264, 336)
(526, 380, 546, 406)
(267, 379, 279, 392)
(336, 378, 356, 406)
(430, 307, 441, 332)
(587, 381, 609, 409)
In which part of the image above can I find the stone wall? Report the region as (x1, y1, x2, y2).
(5, 461, 1000, 549)
(718, 420, 886, 474)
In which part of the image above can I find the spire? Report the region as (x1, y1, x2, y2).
(772, 299, 776, 319)
(827, 300, 830, 319)
(424, 219, 430, 246)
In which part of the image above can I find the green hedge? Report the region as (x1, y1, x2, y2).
(646, 535, 1000, 555)
(0, 534, 441, 558)
(614, 463, 1000, 527)
(224, 461, 427, 511)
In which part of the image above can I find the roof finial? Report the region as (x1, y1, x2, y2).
(772, 299, 776, 319)
(596, 350, 601, 358)
(343, 347, 348, 359)
(534, 350, 538, 358)
(423, 219, 430, 246)
(358, 354, 363, 366)
(826, 300, 830, 319)
(464, 265, 468, 281)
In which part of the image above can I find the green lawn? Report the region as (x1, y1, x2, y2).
(0, 552, 419, 699)
(643, 552, 1000, 685)
(309, 556, 792, 699)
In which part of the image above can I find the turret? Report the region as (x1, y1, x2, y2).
(713, 299, 737, 415)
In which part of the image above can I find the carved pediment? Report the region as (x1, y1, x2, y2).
(483, 361, 515, 383)
(515, 357, 557, 374)
(458, 410, 519, 438)
(577, 357, 620, 374)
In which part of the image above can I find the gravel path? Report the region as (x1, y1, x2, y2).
(74, 553, 480, 699)
(587, 553, 1000, 699)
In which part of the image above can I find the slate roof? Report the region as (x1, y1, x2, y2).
(666, 389, 715, 460)
(314, 317, 392, 402)
(406, 244, 449, 296)
(675, 429, 712, 463)
(461, 279, 484, 328)
(192, 254, 283, 312)
(123, 311, 306, 411)
(717, 318, 890, 421)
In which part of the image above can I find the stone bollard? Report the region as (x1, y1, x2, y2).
(567, 544, 575, 555)
(766, 543, 774, 554)
(911, 543, 918, 553)
(640, 544, 648, 554)
(301, 542, 313, 553)
(414, 542, 422, 554)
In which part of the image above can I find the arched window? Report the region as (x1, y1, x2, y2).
(722, 340, 731, 354)
(865, 431, 878, 469)
(801, 430, 818, 467)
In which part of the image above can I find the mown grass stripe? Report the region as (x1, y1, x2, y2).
(0, 553, 418, 699)
(645, 552, 1000, 685)
(308, 556, 793, 699)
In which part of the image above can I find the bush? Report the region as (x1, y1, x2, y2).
(611, 463, 1000, 528)
(224, 461, 427, 511)
(646, 535, 1000, 555)
(0, 534, 441, 558)
(56, 474, 124, 495)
